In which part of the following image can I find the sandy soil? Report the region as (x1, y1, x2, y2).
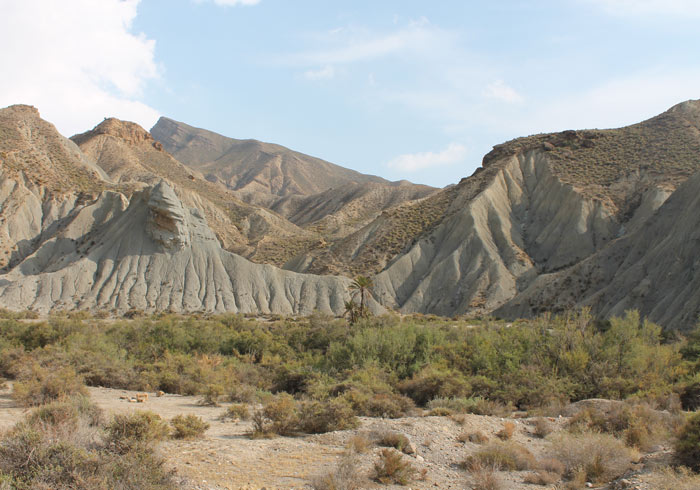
(0, 384, 676, 490)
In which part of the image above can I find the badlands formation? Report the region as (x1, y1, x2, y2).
(0, 101, 699, 328)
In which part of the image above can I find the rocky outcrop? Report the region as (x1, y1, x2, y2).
(147, 181, 189, 249)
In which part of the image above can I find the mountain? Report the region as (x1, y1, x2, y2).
(0, 106, 375, 315)
(150, 117, 391, 205)
(149, 116, 437, 273)
(371, 100, 700, 329)
(1, 101, 699, 328)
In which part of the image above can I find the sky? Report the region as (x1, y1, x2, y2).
(1, 0, 700, 187)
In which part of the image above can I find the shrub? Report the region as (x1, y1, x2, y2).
(523, 470, 560, 485)
(106, 411, 170, 451)
(675, 412, 700, 470)
(428, 406, 453, 416)
(312, 451, 362, 490)
(645, 466, 700, 490)
(550, 432, 637, 483)
(373, 449, 415, 485)
(264, 393, 299, 436)
(222, 403, 249, 421)
(463, 442, 536, 471)
(12, 365, 87, 407)
(228, 383, 259, 403)
(397, 366, 471, 405)
(0, 399, 175, 489)
(467, 431, 490, 444)
(28, 395, 103, 429)
(469, 462, 503, 490)
(298, 398, 358, 433)
(347, 434, 372, 453)
(496, 421, 515, 440)
(362, 393, 415, 418)
(377, 431, 412, 453)
(198, 384, 224, 406)
(532, 417, 552, 438)
(170, 414, 209, 439)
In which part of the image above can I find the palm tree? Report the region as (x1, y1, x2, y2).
(344, 300, 358, 324)
(349, 275, 373, 318)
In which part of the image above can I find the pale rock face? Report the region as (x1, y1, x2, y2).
(147, 181, 189, 249)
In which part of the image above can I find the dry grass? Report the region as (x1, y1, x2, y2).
(496, 421, 515, 440)
(312, 451, 363, 490)
(549, 432, 638, 483)
(373, 449, 416, 485)
(469, 462, 503, 490)
(645, 466, 700, 490)
(463, 441, 537, 471)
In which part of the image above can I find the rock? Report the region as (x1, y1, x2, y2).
(542, 141, 555, 151)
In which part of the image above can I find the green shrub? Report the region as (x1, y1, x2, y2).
(298, 398, 358, 433)
(675, 412, 700, 470)
(170, 414, 209, 439)
(198, 384, 224, 406)
(106, 411, 170, 451)
(222, 403, 250, 421)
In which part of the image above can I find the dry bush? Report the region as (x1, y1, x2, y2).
(373, 448, 416, 485)
(0, 398, 175, 490)
(363, 392, 415, 418)
(198, 384, 224, 406)
(428, 406, 453, 416)
(347, 434, 372, 453)
(566, 401, 671, 450)
(463, 442, 536, 471)
(532, 417, 552, 438)
(228, 383, 259, 403)
(106, 411, 170, 451)
(263, 393, 299, 436)
(312, 451, 362, 490)
(496, 421, 515, 440)
(468, 431, 490, 444)
(538, 457, 565, 475)
(469, 462, 503, 490)
(170, 414, 209, 439)
(550, 432, 637, 483)
(298, 398, 358, 434)
(12, 365, 87, 407)
(377, 431, 412, 453)
(222, 403, 250, 421)
(645, 466, 700, 490)
(523, 470, 560, 485)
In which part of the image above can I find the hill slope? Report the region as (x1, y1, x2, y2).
(0, 106, 374, 315)
(371, 100, 700, 328)
(150, 117, 389, 203)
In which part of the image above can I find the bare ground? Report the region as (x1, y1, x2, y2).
(0, 384, 681, 490)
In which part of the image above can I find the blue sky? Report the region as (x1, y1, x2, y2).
(2, 0, 700, 187)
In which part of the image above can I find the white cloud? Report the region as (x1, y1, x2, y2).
(290, 19, 454, 66)
(0, 0, 160, 137)
(483, 80, 523, 103)
(387, 143, 467, 172)
(303, 65, 335, 81)
(584, 0, 700, 16)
